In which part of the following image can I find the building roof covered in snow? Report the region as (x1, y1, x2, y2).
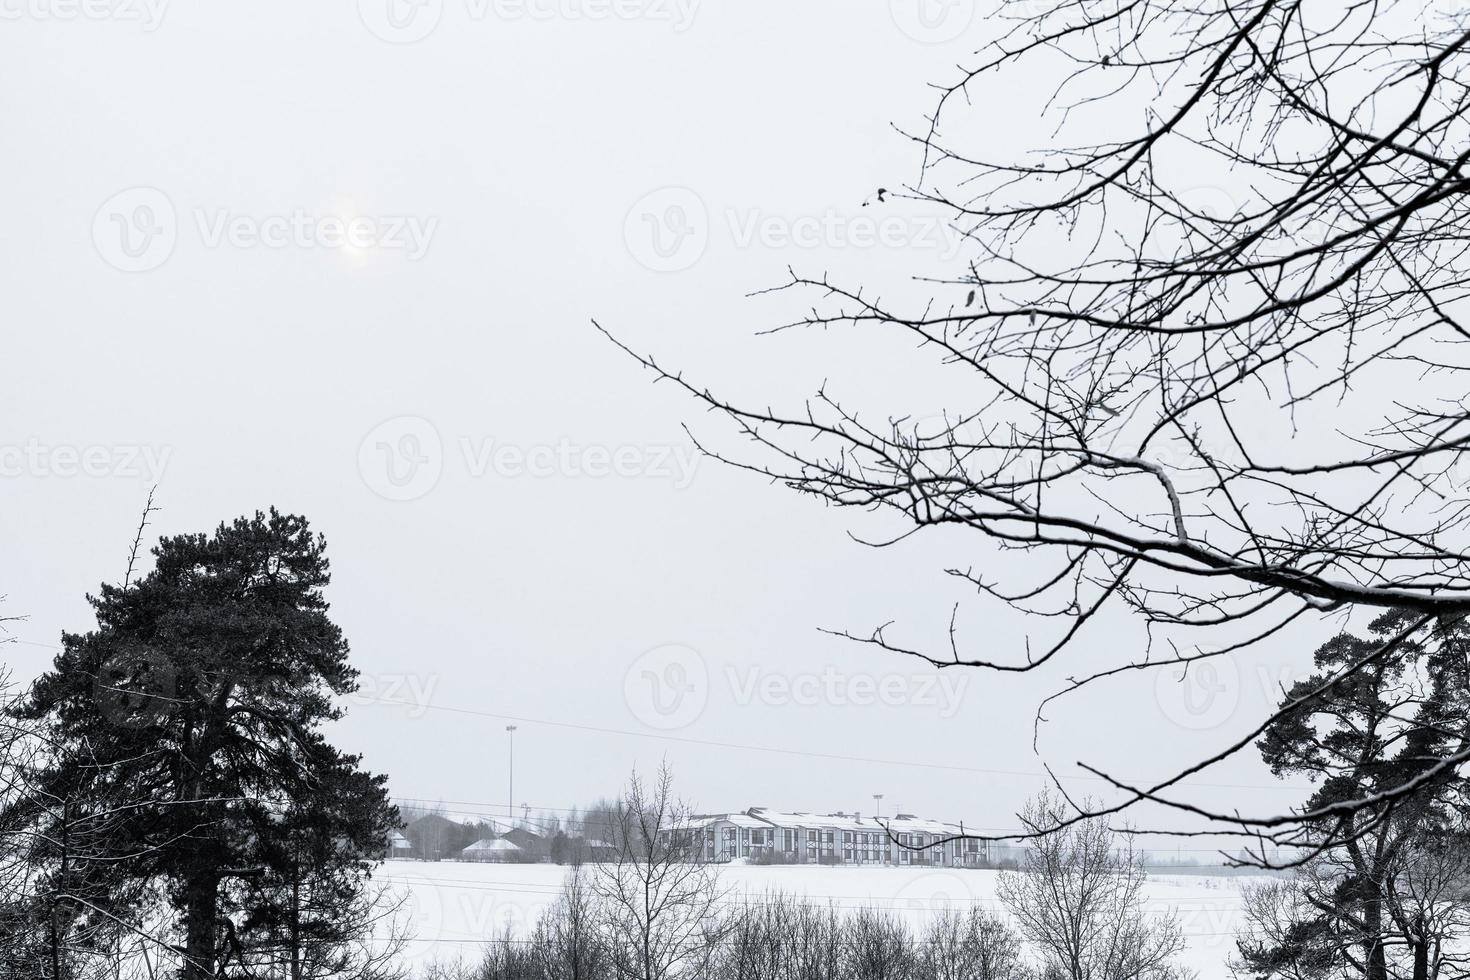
(460, 837, 522, 853)
(478, 817, 543, 838)
(671, 812, 775, 832)
(670, 807, 966, 838)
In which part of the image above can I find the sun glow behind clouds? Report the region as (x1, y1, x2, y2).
(322, 197, 438, 266)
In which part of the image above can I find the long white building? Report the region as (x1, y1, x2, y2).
(665, 807, 990, 867)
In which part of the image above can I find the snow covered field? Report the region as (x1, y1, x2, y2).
(381, 861, 1265, 978)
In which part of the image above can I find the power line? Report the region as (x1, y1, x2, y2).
(362, 696, 1307, 793)
(9, 638, 64, 651)
(10, 635, 1314, 791)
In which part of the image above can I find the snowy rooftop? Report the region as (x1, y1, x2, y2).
(461, 838, 522, 852)
(671, 808, 965, 837)
(476, 817, 542, 837)
(671, 812, 773, 831)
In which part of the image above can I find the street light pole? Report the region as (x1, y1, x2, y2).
(873, 794, 887, 865)
(505, 725, 517, 822)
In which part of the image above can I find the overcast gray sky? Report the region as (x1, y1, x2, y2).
(1, 0, 1325, 847)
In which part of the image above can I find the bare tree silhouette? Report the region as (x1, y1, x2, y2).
(603, 0, 1470, 857)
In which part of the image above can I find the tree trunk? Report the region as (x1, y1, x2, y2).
(290, 858, 302, 980)
(179, 875, 219, 980)
(1412, 914, 1429, 980)
(49, 801, 70, 980)
(1364, 896, 1388, 980)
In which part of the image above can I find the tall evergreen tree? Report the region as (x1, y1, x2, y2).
(1238, 611, 1470, 980)
(10, 509, 398, 979)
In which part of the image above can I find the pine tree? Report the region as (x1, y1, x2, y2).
(1240, 611, 1470, 980)
(10, 509, 398, 979)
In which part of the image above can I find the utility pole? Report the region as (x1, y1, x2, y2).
(873, 794, 887, 865)
(505, 725, 517, 822)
